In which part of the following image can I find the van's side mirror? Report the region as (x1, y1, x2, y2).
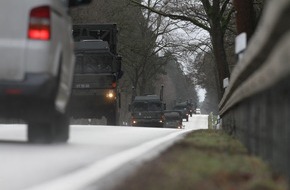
(69, 0, 92, 7)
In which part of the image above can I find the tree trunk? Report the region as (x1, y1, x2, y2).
(233, 0, 255, 40)
(210, 0, 230, 100)
(139, 74, 147, 95)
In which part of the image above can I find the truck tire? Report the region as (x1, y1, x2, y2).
(28, 111, 69, 143)
(106, 115, 115, 125)
(106, 113, 119, 125)
(107, 108, 120, 126)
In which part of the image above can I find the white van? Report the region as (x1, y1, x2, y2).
(0, 0, 91, 143)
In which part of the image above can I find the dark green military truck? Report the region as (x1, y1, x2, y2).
(129, 86, 166, 127)
(68, 24, 123, 125)
(173, 102, 190, 122)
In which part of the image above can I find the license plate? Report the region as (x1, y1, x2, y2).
(75, 83, 90, 88)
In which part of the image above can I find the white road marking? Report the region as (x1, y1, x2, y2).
(24, 128, 196, 190)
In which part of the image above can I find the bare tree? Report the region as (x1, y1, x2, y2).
(160, 58, 198, 109)
(130, 0, 236, 99)
(193, 51, 219, 114)
(125, 1, 184, 95)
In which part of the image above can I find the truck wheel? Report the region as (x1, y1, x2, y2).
(107, 117, 116, 125)
(107, 112, 117, 125)
(107, 108, 120, 126)
(28, 111, 69, 143)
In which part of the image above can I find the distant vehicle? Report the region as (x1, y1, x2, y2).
(186, 101, 194, 117)
(173, 103, 190, 121)
(163, 111, 183, 129)
(175, 100, 196, 117)
(129, 86, 166, 127)
(68, 24, 123, 125)
(196, 108, 201, 114)
(0, 0, 91, 143)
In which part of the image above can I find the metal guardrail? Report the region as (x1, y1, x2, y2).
(219, 0, 290, 180)
(220, 0, 290, 114)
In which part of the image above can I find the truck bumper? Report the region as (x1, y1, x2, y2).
(131, 119, 164, 127)
(68, 89, 117, 119)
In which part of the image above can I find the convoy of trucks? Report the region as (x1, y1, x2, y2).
(67, 23, 196, 127)
(68, 24, 123, 125)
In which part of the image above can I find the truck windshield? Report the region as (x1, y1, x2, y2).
(164, 113, 180, 121)
(74, 54, 113, 74)
(133, 102, 162, 111)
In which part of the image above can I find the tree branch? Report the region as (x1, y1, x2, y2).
(130, 0, 210, 32)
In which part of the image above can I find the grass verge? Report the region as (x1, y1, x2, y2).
(114, 129, 288, 190)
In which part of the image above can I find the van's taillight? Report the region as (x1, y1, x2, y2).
(5, 89, 22, 95)
(28, 6, 50, 40)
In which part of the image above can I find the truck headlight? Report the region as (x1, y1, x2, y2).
(131, 116, 137, 125)
(105, 91, 115, 99)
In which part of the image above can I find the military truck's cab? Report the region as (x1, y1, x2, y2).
(173, 102, 190, 122)
(129, 86, 166, 127)
(68, 24, 123, 125)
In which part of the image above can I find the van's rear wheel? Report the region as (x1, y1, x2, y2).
(28, 111, 69, 143)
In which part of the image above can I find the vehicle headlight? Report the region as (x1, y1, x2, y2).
(105, 91, 115, 99)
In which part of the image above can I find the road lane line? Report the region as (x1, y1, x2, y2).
(24, 128, 197, 190)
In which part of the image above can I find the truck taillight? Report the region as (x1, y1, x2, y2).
(28, 6, 50, 40)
